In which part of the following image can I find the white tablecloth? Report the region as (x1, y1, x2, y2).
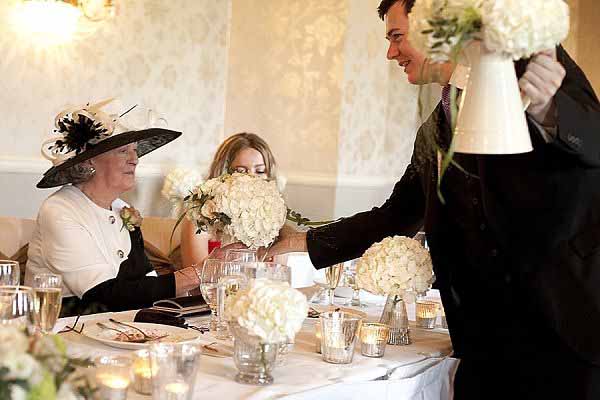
(55, 303, 457, 400)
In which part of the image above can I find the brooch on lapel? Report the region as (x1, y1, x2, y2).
(120, 206, 143, 232)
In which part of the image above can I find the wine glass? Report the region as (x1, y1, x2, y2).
(0, 260, 20, 286)
(238, 262, 291, 283)
(0, 285, 36, 329)
(324, 264, 344, 306)
(343, 260, 367, 308)
(32, 273, 63, 333)
(225, 249, 257, 263)
(199, 260, 235, 331)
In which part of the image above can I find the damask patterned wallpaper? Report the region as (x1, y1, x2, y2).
(0, 0, 429, 219)
(0, 0, 231, 168)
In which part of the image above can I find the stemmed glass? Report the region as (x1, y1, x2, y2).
(0, 285, 36, 329)
(0, 260, 20, 286)
(199, 260, 237, 331)
(225, 249, 257, 263)
(324, 264, 344, 306)
(343, 260, 367, 308)
(32, 273, 63, 333)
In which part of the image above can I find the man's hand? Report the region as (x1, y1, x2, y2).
(258, 224, 308, 261)
(519, 48, 566, 127)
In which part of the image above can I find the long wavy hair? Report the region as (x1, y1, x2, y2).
(207, 133, 277, 180)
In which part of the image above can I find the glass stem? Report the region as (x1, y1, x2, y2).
(328, 288, 335, 306)
(351, 289, 360, 306)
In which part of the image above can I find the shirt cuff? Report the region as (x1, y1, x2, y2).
(529, 117, 558, 143)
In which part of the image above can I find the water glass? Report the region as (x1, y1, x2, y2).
(416, 300, 440, 329)
(216, 274, 248, 339)
(360, 323, 390, 358)
(239, 262, 291, 283)
(32, 273, 62, 333)
(0, 260, 20, 286)
(150, 343, 201, 400)
(320, 311, 362, 364)
(225, 249, 257, 263)
(0, 285, 35, 329)
(95, 355, 131, 400)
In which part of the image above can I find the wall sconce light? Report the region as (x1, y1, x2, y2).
(11, 0, 117, 45)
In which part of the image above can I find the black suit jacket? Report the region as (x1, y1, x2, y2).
(307, 47, 600, 366)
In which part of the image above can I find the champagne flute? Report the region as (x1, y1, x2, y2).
(0, 260, 20, 286)
(343, 261, 366, 308)
(0, 285, 35, 329)
(32, 273, 63, 333)
(324, 264, 344, 306)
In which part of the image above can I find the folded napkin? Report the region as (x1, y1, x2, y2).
(134, 308, 187, 328)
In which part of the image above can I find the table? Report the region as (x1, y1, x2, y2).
(55, 302, 457, 400)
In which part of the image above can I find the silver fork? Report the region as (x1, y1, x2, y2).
(109, 318, 168, 342)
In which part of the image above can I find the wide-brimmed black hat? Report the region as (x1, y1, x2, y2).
(37, 100, 181, 189)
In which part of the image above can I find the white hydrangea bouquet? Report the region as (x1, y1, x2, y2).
(356, 236, 434, 303)
(161, 167, 204, 218)
(226, 278, 308, 344)
(408, 0, 569, 63)
(0, 327, 93, 400)
(180, 173, 287, 249)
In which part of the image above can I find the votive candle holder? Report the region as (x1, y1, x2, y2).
(320, 311, 362, 364)
(95, 355, 131, 400)
(132, 349, 154, 395)
(416, 300, 440, 329)
(360, 323, 390, 358)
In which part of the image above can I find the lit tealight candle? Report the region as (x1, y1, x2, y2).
(164, 381, 190, 400)
(96, 373, 130, 400)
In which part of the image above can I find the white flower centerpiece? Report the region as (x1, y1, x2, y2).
(356, 236, 435, 345)
(161, 167, 204, 218)
(408, 0, 570, 200)
(225, 278, 308, 385)
(408, 0, 569, 63)
(0, 326, 93, 399)
(181, 173, 288, 249)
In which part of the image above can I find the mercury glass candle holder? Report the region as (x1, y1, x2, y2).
(320, 311, 362, 364)
(439, 304, 448, 329)
(95, 355, 131, 400)
(150, 343, 201, 400)
(314, 322, 322, 354)
(416, 300, 440, 329)
(360, 323, 390, 358)
(132, 349, 154, 395)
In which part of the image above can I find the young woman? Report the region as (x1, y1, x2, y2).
(180, 133, 279, 269)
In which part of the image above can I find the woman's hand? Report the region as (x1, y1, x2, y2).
(174, 266, 201, 296)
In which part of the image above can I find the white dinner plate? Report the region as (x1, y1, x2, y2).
(82, 321, 203, 350)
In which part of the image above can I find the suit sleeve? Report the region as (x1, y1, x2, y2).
(547, 46, 600, 166)
(307, 160, 426, 269)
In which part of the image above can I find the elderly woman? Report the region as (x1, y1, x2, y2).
(26, 100, 199, 316)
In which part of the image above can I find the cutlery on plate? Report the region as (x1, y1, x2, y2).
(109, 318, 167, 341)
(96, 322, 168, 343)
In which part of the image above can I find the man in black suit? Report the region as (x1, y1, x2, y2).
(268, 0, 600, 398)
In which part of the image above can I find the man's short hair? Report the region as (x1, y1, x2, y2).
(377, 0, 415, 20)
